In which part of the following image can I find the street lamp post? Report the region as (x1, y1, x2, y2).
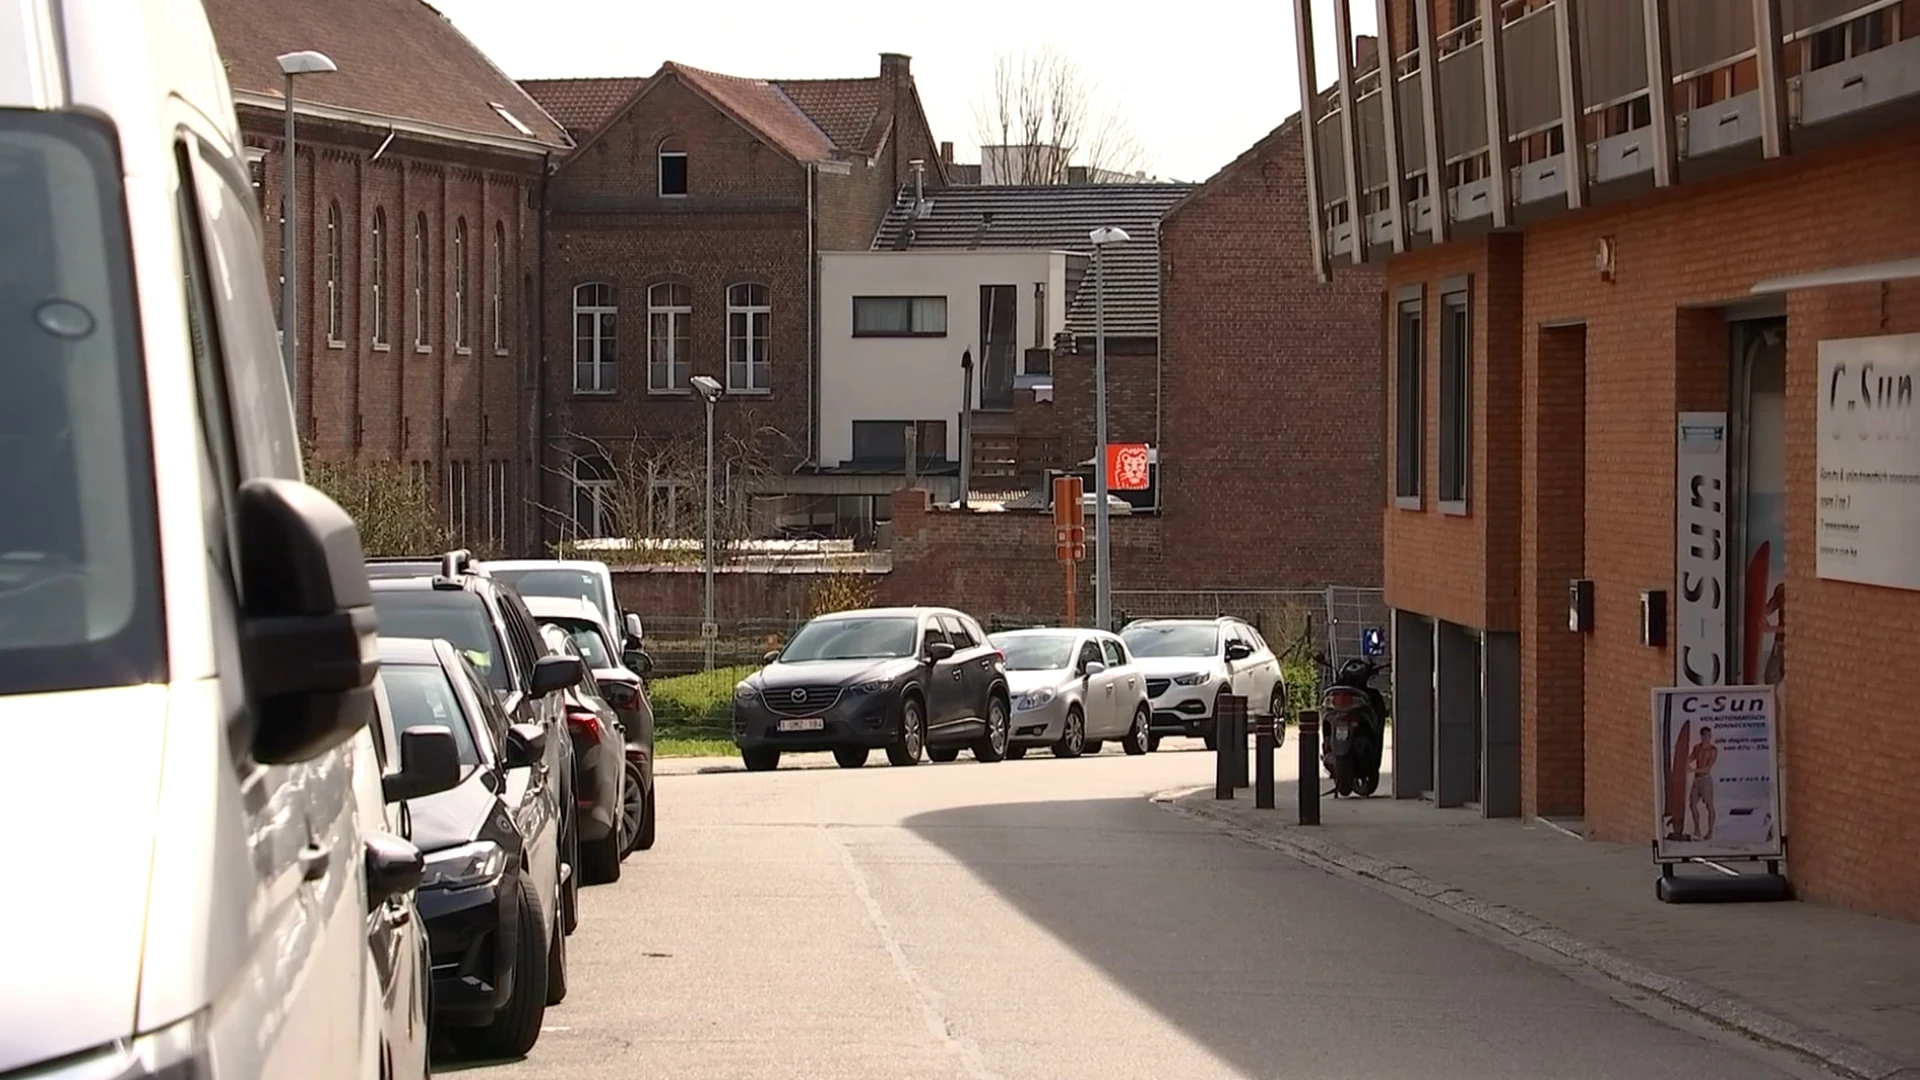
(1088, 225, 1130, 631)
(276, 50, 339, 405)
(692, 375, 724, 672)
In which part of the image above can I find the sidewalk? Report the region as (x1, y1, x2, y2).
(1161, 774, 1920, 1080)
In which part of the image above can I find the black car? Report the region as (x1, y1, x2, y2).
(539, 622, 630, 883)
(368, 550, 588, 933)
(731, 606, 1010, 772)
(378, 637, 573, 1061)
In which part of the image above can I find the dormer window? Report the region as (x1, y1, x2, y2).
(658, 137, 688, 197)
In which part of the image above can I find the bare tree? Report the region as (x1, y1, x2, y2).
(304, 452, 460, 557)
(970, 45, 1151, 183)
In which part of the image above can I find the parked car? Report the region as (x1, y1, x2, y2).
(377, 637, 570, 1060)
(1120, 617, 1287, 750)
(0, 5, 415, 1076)
(539, 622, 631, 883)
(361, 676, 465, 1080)
(527, 595, 657, 858)
(484, 558, 648, 662)
(368, 550, 588, 932)
(989, 628, 1152, 758)
(732, 607, 1010, 771)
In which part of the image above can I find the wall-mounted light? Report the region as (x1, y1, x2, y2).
(1569, 578, 1595, 633)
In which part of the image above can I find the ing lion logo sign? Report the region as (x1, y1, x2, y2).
(1106, 444, 1151, 492)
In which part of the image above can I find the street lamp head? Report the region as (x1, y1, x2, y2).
(277, 50, 338, 76)
(1089, 226, 1131, 246)
(690, 375, 723, 401)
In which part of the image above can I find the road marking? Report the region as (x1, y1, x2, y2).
(830, 829, 1003, 1080)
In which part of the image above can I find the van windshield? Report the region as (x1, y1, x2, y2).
(0, 111, 164, 695)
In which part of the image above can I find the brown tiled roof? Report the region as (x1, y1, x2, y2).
(203, 0, 568, 150)
(771, 78, 884, 154)
(667, 64, 837, 162)
(520, 77, 648, 137)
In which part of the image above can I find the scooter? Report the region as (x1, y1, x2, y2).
(1314, 652, 1389, 798)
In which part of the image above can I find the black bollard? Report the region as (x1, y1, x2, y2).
(1214, 715, 1233, 800)
(1254, 713, 1276, 809)
(1298, 709, 1320, 825)
(1217, 695, 1250, 790)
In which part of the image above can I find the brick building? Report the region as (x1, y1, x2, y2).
(204, 0, 570, 555)
(1303, 0, 1920, 919)
(520, 55, 946, 545)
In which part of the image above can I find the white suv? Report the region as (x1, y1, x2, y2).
(1120, 618, 1286, 750)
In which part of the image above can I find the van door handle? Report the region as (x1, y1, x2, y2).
(300, 841, 332, 881)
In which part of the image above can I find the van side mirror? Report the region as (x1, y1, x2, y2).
(530, 654, 584, 697)
(364, 831, 424, 906)
(238, 478, 378, 765)
(382, 725, 463, 803)
(623, 611, 645, 647)
(504, 723, 547, 768)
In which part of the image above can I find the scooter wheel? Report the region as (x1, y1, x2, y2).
(1331, 756, 1356, 797)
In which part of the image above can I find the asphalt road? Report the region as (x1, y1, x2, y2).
(452, 742, 1822, 1080)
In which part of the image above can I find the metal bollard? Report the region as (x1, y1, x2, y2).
(1253, 713, 1276, 809)
(1297, 709, 1320, 825)
(1214, 715, 1234, 800)
(1217, 695, 1250, 790)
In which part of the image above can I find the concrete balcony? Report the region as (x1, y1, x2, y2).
(1296, 0, 1920, 271)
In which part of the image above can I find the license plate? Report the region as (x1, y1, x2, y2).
(777, 717, 824, 732)
(1335, 721, 1354, 738)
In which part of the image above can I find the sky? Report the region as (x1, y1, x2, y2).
(433, 0, 1374, 184)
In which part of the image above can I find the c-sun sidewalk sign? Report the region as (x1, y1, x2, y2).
(1649, 685, 1791, 904)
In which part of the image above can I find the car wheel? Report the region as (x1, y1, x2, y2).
(635, 785, 657, 851)
(886, 697, 926, 766)
(928, 746, 960, 762)
(1005, 744, 1027, 760)
(545, 902, 569, 1006)
(972, 696, 1010, 762)
(1269, 687, 1289, 749)
(833, 746, 870, 769)
(619, 760, 645, 856)
(560, 818, 580, 936)
(742, 747, 781, 772)
(580, 826, 620, 886)
(453, 882, 547, 1060)
(1051, 708, 1085, 759)
(1148, 733, 1163, 752)
(1124, 705, 1151, 755)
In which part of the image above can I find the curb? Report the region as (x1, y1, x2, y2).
(1153, 787, 1918, 1080)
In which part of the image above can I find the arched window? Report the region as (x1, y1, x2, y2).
(492, 222, 507, 353)
(657, 136, 687, 197)
(647, 283, 691, 392)
(412, 213, 430, 348)
(324, 201, 342, 343)
(453, 218, 469, 351)
(571, 453, 616, 538)
(370, 208, 388, 346)
(726, 282, 770, 392)
(573, 282, 616, 393)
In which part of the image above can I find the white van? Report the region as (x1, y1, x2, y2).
(0, 1, 452, 1076)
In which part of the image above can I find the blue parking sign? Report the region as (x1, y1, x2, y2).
(1361, 626, 1385, 657)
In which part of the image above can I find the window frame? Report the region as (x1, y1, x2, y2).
(647, 282, 692, 394)
(1393, 285, 1425, 510)
(1438, 276, 1472, 514)
(572, 282, 617, 395)
(851, 295, 948, 338)
(726, 282, 771, 394)
(492, 222, 508, 355)
(850, 419, 947, 467)
(485, 459, 509, 548)
(453, 217, 470, 353)
(370, 206, 388, 348)
(445, 458, 471, 538)
(571, 454, 616, 539)
(658, 137, 688, 197)
(412, 212, 430, 351)
(324, 200, 343, 346)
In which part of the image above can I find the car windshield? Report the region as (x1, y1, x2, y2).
(380, 663, 481, 768)
(1122, 624, 1220, 658)
(992, 634, 1077, 671)
(0, 111, 165, 696)
(372, 592, 511, 691)
(780, 616, 918, 662)
(490, 568, 606, 626)
(551, 616, 613, 668)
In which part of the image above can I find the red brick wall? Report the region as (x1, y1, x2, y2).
(611, 565, 852, 622)
(1049, 341, 1160, 470)
(1159, 119, 1385, 590)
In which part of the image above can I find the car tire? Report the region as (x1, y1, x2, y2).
(1005, 745, 1027, 760)
(559, 818, 580, 936)
(742, 747, 781, 772)
(886, 697, 926, 766)
(1050, 707, 1086, 759)
(620, 760, 646, 856)
(545, 903, 568, 1006)
(972, 696, 1010, 762)
(635, 785, 657, 851)
(1268, 687, 1289, 749)
(928, 746, 960, 762)
(1124, 705, 1151, 755)
(455, 883, 547, 1061)
(580, 827, 621, 886)
(833, 746, 870, 769)
(1148, 733, 1163, 752)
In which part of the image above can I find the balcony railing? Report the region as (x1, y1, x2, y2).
(1296, 0, 1918, 272)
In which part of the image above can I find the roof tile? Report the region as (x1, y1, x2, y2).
(668, 63, 837, 163)
(520, 77, 648, 137)
(771, 78, 883, 154)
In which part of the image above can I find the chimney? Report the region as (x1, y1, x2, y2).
(940, 140, 954, 166)
(881, 53, 913, 182)
(909, 158, 927, 216)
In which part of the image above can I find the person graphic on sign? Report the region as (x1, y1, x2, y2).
(1687, 726, 1719, 841)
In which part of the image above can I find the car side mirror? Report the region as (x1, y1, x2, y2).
(504, 723, 547, 768)
(1082, 660, 1107, 678)
(382, 725, 463, 803)
(926, 641, 956, 662)
(623, 611, 645, 647)
(625, 650, 655, 675)
(1225, 642, 1253, 661)
(237, 478, 378, 765)
(363, 831, 424, 906)
(530, 654, 584, 697)
(762, 649, 781, 665)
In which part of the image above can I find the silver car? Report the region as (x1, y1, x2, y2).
(989, 629, 1153, 759)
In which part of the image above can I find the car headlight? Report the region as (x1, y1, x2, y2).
(850, 679, 892, 695)
(1015, 687, 1056, 710)
(734, 683, 759, 703)
(1173, 672, 1210, 686)
(32, 1011, 209, 1079)
(421, 840, 508, 890)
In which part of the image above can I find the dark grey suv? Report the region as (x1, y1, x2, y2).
(731, 607, 1010, 771)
